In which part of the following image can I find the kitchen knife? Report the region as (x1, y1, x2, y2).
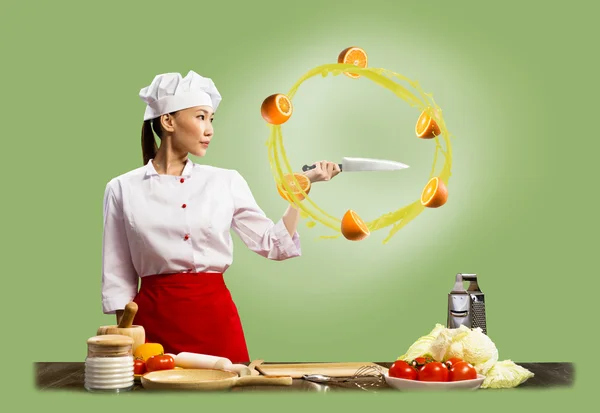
(302, 157, 409, 172)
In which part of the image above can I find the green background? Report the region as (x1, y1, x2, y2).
(2, 0, 594, 408)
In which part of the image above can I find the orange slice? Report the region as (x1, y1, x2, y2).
(341, 209, 370, 241)
(338, 46, 368, 79)
(277, 173, 311, 202)
(421, 177, 448, 208)
(416, 108, 441, 139)
(261, 93, 293, 125)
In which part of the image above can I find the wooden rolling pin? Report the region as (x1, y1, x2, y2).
(97, 302, 145, 352)
(175, 352, 253, 376)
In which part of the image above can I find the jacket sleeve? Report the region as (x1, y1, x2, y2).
(230, 170, 301, 260)
(101, 181, 139, 314)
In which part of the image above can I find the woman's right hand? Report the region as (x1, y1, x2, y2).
(302, 160, 341, 183)
(116, 309, 124, 325)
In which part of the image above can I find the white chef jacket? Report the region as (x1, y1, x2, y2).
(101, 159, 301, 314)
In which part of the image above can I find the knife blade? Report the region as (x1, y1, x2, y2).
(302, 157, 410, 172)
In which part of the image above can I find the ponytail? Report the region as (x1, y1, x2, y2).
(141, 120, 158, 166)
(141, 112, 177, 165)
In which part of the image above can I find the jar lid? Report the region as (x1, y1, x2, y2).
(87, 335, 134, 357)
(87, 334, 134, 346)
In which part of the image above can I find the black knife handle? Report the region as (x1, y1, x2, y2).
(302, 163, 343, 172)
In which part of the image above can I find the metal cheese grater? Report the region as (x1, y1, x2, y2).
(447, 273, 487, 334)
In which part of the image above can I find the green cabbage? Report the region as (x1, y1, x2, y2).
(397, 324, 534, 388)
(397, 324, 446, 361)
(428, 325, 471, 363)
(437, 325, 498, 375)
(481, 360, 534, 389)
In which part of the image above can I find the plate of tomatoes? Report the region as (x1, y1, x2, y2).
(384, 356, 485, 390)
(134, 354, 179, 381)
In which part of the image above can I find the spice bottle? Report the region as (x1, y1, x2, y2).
(84, 334, 135, 393)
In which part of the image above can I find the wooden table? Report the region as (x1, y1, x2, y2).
(34, 362, 574, 392)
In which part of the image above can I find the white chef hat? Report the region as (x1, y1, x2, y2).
(139, 70, 222, 121)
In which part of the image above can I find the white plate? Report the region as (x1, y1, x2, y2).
(384, 373, 485, 391)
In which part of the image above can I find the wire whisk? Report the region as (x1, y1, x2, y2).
(351, 365, 386, 392)
(301, 364, 387, 392)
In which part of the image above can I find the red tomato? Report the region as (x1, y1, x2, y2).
(418, 362, 449, 382)
(133, 358, 147, 375)
(146, 354, 175, 372)
(449, 361, 477, 381)
(444, 357, 464, 369)
(411, 355, 434, 369)
(389, 360, 418, 380)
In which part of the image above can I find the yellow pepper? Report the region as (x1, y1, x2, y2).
(133, 343, 164, 361)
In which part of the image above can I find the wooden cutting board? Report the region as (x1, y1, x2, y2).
(254, 361, 387, 378)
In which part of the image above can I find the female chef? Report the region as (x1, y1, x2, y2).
(101, 70, 340, 363)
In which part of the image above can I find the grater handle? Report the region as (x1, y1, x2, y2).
(452, 273, 482, 293)
(451, 273, 466, 292)
(461, 273, 482, 293)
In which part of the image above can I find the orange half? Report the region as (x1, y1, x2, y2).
(277, 173, 311, 202)
(261, 93, 293, 125)
(338, 46, 368, 79)
(421, 177, 448, 208)
(416, 109, 441, 139)
(341, 209, 370, 241)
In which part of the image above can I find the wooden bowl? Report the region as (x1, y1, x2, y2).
(141, 368, 292, 391)
(97, 302, 145, 352)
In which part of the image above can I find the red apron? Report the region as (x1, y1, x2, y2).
(132, 272, 250, 363)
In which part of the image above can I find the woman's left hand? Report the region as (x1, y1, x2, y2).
(302, 160, 341, 183)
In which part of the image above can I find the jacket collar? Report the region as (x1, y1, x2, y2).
(145, 158, 194, 177)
